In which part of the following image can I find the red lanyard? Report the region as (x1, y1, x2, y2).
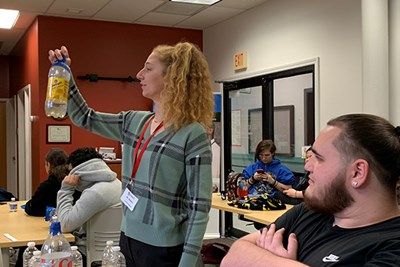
(131, 116, 164, 178)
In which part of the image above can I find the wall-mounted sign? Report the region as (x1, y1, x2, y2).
(234, 51, 247, 71)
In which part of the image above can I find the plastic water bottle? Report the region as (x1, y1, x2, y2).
(22, 241, 38, 267)
(9, 197, 17, 212)
(28, 251, 41, 267)
(110, 246, 126, 267)
(40, 216, 72, 266)
(45, 56, 70, 118)
(70, 246, 83, 267)
(101, 240, 114, 267)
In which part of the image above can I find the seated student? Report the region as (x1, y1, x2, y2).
(221, 113, 400, 267)
(56, 147, 121, 256)
(243, 140, 296, 198)
(283, 147, 314, 201)
(25, 148, 69, 216)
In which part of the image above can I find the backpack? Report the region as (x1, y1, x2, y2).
(225, 171, 245, 201)
(0, 188, 16, 202)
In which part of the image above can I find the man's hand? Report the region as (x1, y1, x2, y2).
(256, 224, 298, 260)
(63, 174, 80, 187)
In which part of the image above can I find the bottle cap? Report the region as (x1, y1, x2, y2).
(49, 221, 62, 235)
(106, 240, 114, 246)
(27, 241, 36, 247)
(71, 246, 78, 251)
(11, 198, 15, 201)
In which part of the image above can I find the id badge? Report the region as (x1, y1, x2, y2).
(121, 181, 138, 211)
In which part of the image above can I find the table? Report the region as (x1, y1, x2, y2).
(0, 201, 75, 267)
(211, 193, 293, 225)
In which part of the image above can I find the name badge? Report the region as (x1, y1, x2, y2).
(121, 188, 138, 211)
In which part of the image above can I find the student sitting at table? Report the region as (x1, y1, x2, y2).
(56, 147, 121, 257)
(243, 140, 296, 199)
(25, 148, 69, 217)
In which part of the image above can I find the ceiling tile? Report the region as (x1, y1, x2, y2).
(136, 12, 189, 27)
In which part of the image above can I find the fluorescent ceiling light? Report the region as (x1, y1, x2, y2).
(0, 9, 20, 29)
(170, 0, 221, 5)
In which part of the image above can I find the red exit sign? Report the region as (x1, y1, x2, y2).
(234, 51, 247, 71)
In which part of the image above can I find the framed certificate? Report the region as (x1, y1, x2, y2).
(47, 124, 71, 144)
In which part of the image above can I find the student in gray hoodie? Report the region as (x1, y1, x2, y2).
(56, 147, 121, 256)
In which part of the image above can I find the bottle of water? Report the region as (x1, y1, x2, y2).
(28, 251, 41, 267)
(41, 216, 72, 266)
(70, 246, 83, 267)
(110, 246, 126, 267)
(9, 197, 17, 212)
(101, 240, 114, 267)
(45, 56, 70, 118)
(22, 241, 38, 267)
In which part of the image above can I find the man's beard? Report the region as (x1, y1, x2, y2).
(304, 169, 354, 214)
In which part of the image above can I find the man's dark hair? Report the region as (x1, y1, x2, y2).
(68, 147, 103, 168)
(328, 113, 400, 189)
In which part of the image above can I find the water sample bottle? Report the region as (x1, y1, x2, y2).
(9, 197, 17, 212)
(45, 56, 70, 118)
(101, 240, 114, 267)
(22, 241, 38, 267)
(28, 251, 42, 267)
(110, 246, 126, 267)
(41, 216, 72, 266)
(70, 246, 83, 267)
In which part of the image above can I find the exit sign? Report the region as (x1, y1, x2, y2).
(234, 51, 247, 71)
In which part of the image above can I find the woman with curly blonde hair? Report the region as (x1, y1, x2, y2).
(49, 42, 214, 267)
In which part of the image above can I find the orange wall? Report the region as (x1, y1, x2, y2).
(10, 16, 203, 192)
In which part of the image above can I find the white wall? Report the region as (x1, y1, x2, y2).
(204, 0, 362, 130)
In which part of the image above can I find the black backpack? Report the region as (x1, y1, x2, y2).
(0, 188, 17, 202)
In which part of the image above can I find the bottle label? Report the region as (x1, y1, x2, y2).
(41, 252, 72, 267)
(46, 77, 69, 102)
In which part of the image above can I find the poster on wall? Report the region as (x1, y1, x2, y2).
(231, 109, 241, 146)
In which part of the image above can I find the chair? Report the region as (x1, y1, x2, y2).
(85, 203, 122, 266)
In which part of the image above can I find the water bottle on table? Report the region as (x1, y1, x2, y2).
(101, 240, 114, 267)
(71, 246, 83, 267)
(110, 246, 126, 267)
(9, 197, 17, 212)
(28, 251, 41, 267)
(41, 216, 72, 266)
(22, 241, 38, 267)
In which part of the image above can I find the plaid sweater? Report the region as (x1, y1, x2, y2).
(67, 78, 212, 267)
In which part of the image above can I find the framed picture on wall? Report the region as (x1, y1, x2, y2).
(248, 105, 294, 156)
(47, 124, 71, 144)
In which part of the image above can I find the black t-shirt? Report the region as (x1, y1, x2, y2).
(274, 203, 400, 266)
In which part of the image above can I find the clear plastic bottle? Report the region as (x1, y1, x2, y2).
(110, 246, 126, 267)
(101, 240, 114, 267)
(28, 251, 41, 267)
(40, 216, 72, 267)
(22, 241, 38, 267)
(70, 245, 83, 267)
(45, 56, 70, 118)
(9, 197, 17, 212)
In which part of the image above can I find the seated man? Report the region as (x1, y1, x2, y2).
(221, 113, 400, 266)
(56, 147, 121, 255)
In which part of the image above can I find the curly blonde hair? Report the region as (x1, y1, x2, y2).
(152, 42, 215, 132)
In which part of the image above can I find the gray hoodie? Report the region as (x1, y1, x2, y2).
(56, 158, 121, 233)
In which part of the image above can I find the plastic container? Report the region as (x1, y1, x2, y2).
(28, 251, 42, 267)
(71, 245, 83, 267)
(45, 56, 70, 118)
(9, 197, 17, 212)
(40, 216, 72, 266)
(22, 241, 38, 267)
(110, 246, 126, 267)
(101, 240, 114, 267)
